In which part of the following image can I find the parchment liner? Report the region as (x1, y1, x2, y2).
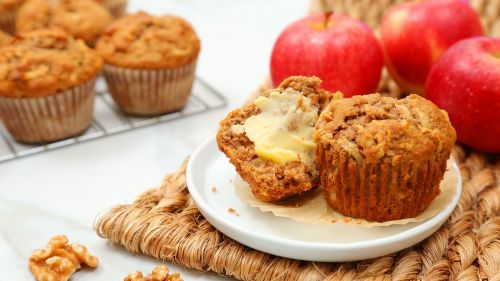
(102, 60, 197, 116)
(235, 159, 459, 227)
(0, 79, 96, 143)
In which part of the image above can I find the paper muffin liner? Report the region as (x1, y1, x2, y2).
(0, 10, 16, 34)
(317, 146, 449, 222)
(104, 0, 128, 18)
(102, 60, 197, 116)
(0, 79, 96, 143)
(234, 158, 458, 227)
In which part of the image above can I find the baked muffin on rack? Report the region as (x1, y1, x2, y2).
(15, 0, 112, 45)
(0, 29, 103, 143)
(0, 0, 25, 33)
(96, 12, 200, 115)
(315, 94, 456, 222)
(218, 76, 337, 202)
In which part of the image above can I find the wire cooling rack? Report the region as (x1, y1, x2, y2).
(0, 77, 227, 163)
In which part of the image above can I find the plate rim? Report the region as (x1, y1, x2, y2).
(187, 135, 462, 255)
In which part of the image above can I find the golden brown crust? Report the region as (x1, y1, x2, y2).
(0, 29, 103, 98)
(95, 12, 200, 69)
(0, 0, 25, 13)
(315, 94, 456, 221)
(217, 76, 334, 202)
(15, 0, 112, 44)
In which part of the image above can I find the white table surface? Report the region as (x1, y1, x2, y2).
(0, 0, 310, 280)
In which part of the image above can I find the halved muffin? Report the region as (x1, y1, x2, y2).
(217, 76, 336, 202)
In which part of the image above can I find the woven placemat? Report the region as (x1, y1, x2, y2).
(95, 1, 500, 280)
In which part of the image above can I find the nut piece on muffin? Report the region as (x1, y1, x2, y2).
(95, 0, 127, 18)
(0, 29, 103, 143)
(15, 0, 112, 45)
(217, 76, 337, 202)
(95, 12, 201, 116)
(315, 94, 456, 222)
(0, 0, 25, 34)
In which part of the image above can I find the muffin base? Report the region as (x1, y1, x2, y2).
(103, 61, 197, 116)
(317, 146, 448, 222)
(0, 79, 96, 143)
(0, 10, 16, 34)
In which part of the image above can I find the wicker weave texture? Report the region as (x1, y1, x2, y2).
(95, 148, 499, 280)
(95, 1, 500, 280)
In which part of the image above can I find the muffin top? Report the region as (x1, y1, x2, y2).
(96, 12, 200, 69)
(0, 0, 25, 13)
(315, 94, 456, 164)
(0, 29, 103, 98)
(15, 0, 112, 44)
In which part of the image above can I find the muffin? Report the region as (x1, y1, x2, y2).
(95, 0, 127, 18)
(314, 94, 456, 222)
(15, 0, 112, 45)
(0, 29, 103, 143)
(95, 12, 200, 116)
(0, 0, 25, 34)
(218, 76, 336, 202)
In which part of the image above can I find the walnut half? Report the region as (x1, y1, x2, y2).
(29, 235, 99, 281)
(124, 265, 183, 281)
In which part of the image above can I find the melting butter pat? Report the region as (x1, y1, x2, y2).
(243, 89, 319, 166)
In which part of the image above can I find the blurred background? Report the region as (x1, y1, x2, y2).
(0, 0, 309, 280)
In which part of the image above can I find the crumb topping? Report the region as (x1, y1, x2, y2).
(315, 94, 456, 164)
(15, 0, 112, 44)
(96, 12, 200, 69)
(0, 29, 103, 98)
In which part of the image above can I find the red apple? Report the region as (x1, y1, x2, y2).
(426, 37, 500, 153)
(270, 13, 383, 97)
(381, 0, 483, 95)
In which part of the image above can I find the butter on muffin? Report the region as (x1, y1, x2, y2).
(95, 0, 127, 18)
(315, 94, 456, 222)
(0, 29, 103, 143)
(15, 0, 112, 45)
(218, 76, 337, 202)
(96, 12, 200, 115)
(0, 0, 25, 33)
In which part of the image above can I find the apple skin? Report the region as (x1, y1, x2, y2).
(426, 37, 500, 153)
(270, 13, 383, 97)
(380, 0, 483, 95)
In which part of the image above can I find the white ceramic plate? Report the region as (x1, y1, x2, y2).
(186, 136, 462, 262)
